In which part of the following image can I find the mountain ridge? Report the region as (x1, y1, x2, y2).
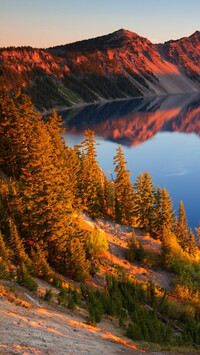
(0, 28, 200, 110)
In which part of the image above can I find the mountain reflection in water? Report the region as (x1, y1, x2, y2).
(62, 94, 200, 146)
(62, 94, 200, 230)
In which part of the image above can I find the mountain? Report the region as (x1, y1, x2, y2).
(0, 29, 200, 110)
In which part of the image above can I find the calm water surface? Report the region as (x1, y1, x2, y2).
(62, 94, 200, 231)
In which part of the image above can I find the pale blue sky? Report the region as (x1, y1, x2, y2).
(0, 0, 199, 48)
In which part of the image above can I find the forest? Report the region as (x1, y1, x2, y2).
(0, 87, 200, 350)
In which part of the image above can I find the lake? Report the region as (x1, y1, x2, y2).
(61, 94, 200, 232)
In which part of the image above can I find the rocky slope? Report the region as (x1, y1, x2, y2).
(0, 29, 200, 110)
(0, 214, 174, 355)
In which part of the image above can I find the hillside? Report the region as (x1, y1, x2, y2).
(0, 213, 199, 354)
(0, 215, 170, 355)
(1, 89, 200, 353)
(0, 29, 200, 110)
(0, 214, 192, 355)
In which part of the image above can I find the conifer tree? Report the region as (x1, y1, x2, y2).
(0, 228, 10, 262)
(195, 223, 200, 249)
(153, 187, 174, 240)
(175, 201, 189, 252)
(0, 228, 13, 278)
(103, 176, 115, 217)
(30, 244, 53, 281)
(17, 262, 38, 291)
(79, 129, 103, 217)
(188, 228, 197, 256)
(113, 146, 134, 225)
(161, 188, 174, 234)
(67, 237, 90, 281)
(126, 229, 138, 262)
(133, 172, 143, 224)
(0, 88, 33, 177)
(134, 171, 155, 232)
(153, 186, 162, 237)
(8, 218, 34, 272)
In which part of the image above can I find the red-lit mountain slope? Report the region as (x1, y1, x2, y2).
(0, 29, 200, 110)
(157, 31, 200, 80)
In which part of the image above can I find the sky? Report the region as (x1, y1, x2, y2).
(0, 0, 200, 48)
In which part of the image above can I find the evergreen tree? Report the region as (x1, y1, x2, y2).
(103, 177, 115, 217)
(195, 223, 200, 249)
(0, 228, 10, 262)
(0, 88, 34, 177)
(79, 129, 103, 217)
(188, 228, 197, 256)
(113, 146, 134, 225)
(133, 172, 143, 225)
(30, 244, 53, 281)
(17, 262, 38, 291)
(8, 218, 34, 272)
(153, 187, 174, 240)
(67, 237, 90, 281)
(175, 201, 189, 252)
(153, 186, 162, 237)
(161, 188, 174, 235)
(126, 229, 138, 262)
(134, 171, 155, 232)
(0, 227, 12, 278)
(0, 88, 76, 264)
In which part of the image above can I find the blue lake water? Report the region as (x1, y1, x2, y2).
(61, 94, 200, 231)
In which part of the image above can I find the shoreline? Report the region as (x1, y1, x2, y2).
(40, 91, 200, 116)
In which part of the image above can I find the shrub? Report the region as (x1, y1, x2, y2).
(57, 287, 67, 305)
(85, 225, 108, 259)
(44, 288, 53, 302)
(17, 263, 38, 291)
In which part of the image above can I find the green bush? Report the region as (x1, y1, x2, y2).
(85, 225, 108, 258)
(57, 287, 67, 305)
(17, 263, 38, 292)
(44, 288, 53, 302)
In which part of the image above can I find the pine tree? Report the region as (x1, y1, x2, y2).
(161, 188, 174, 235)
(126, 229, 138, 262)
(175, 201, 189, 252)
(8, 218, 34, 272)
(17, 262, 38, 291)
(30, 244, 53, 281)
(79, 129, 103, 217)
(142, 171, 156, 232)
(113, 146, 134, 225)
(153, 186, 163, 237)
(188, 228, 197, 256)
(195, 223, 200, 249)
(153, 187, 174, 240)
(0, 227, 13, 278)
(67, 237, 90, 281)
(134, 171, 155, 232)
(133, 172, 143, 225)
(103, 176, 115, 217)
(0, 89, 29, 177)
(0, 228, 10, 262)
